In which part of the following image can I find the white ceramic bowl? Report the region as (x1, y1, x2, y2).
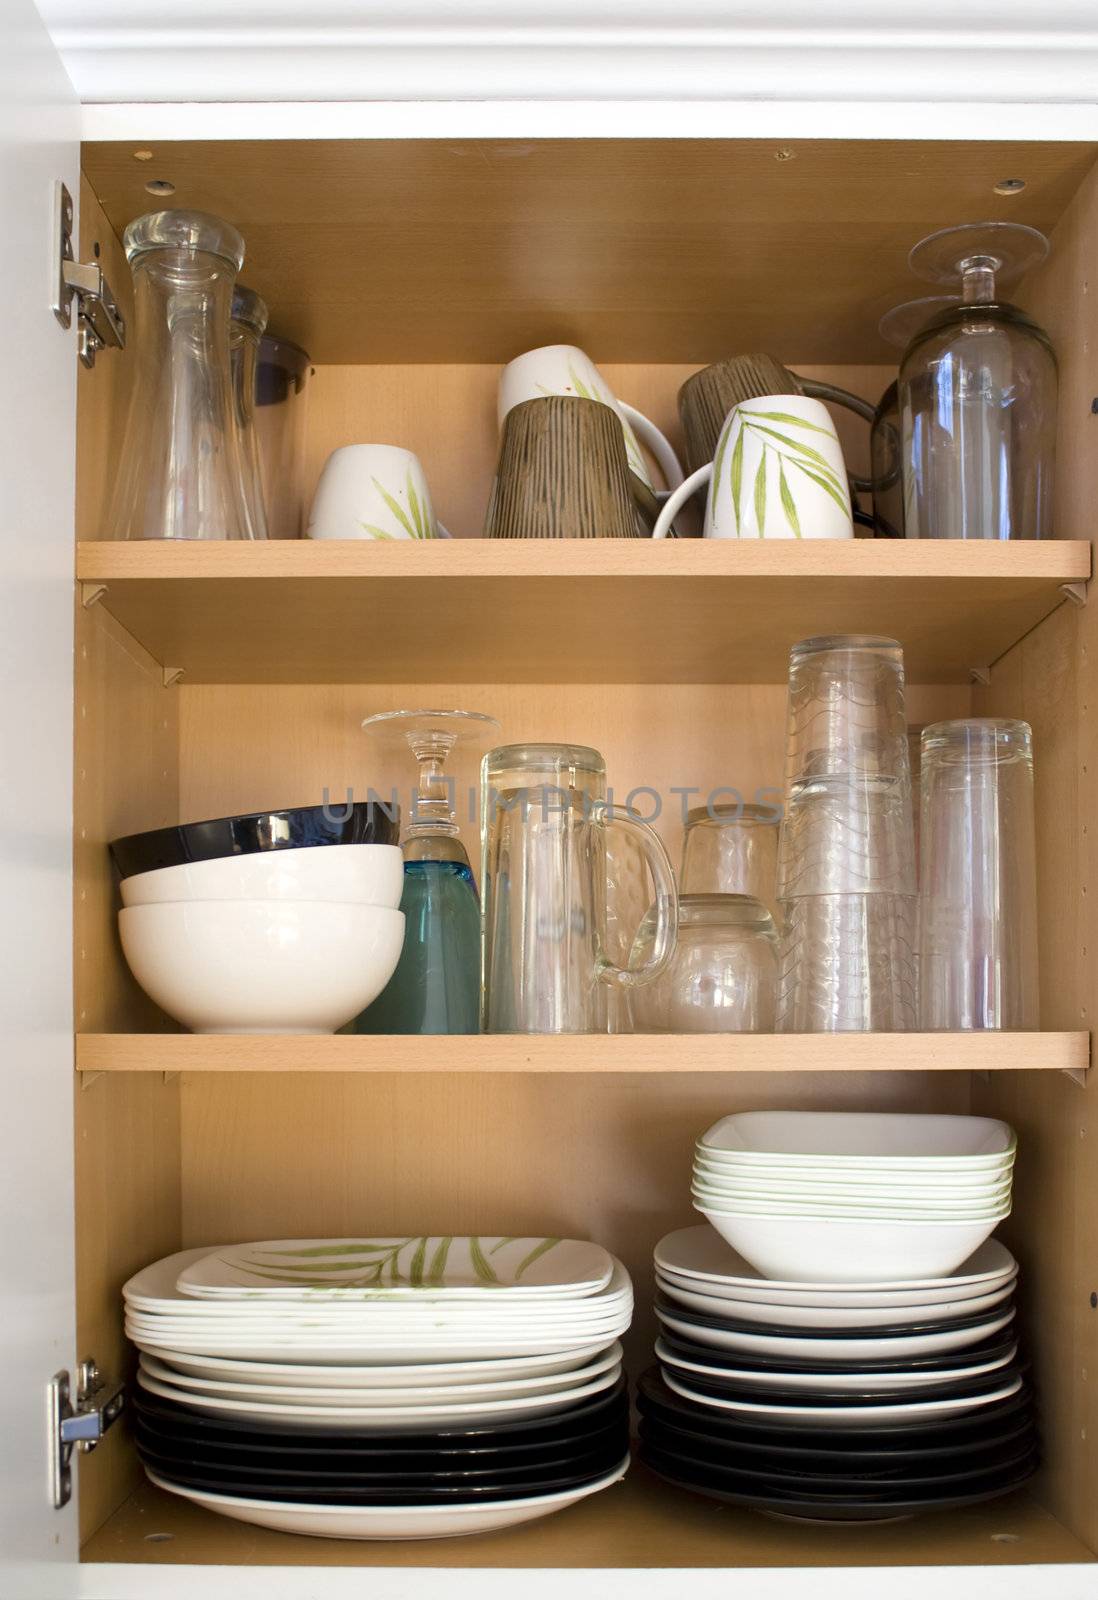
(118, 900, 405, 1033)
(695, 1205, 1009, 1283)
(691, 1170, 1012, 1207)
(654, 1275, 1015, 1328)
(700, 1111, 1016, 1166)
(692, 1151, 1015, 1191)
(120, 843, 405, 910)
(690, 1186, 1011, 1221)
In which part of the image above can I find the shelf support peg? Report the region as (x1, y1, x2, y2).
(81, 583, 108, 610)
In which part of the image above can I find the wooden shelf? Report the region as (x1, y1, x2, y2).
(76, 540, 1091, 685)
(75, 1031, 1089, 1076)
(81, 1472, 1094, 1571)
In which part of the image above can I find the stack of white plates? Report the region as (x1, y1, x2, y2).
(692, 1111, 1015, 1281)
(126, 1239, 631, 1538)
(641, 1223, 1035, 1523)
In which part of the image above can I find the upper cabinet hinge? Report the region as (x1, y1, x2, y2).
(50, 182, 126, 370)
(48, 1360, 125, 1509)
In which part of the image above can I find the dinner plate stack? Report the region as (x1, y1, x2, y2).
(125, 1238, 631, 1539)
(639, 1109, 1036, 1524)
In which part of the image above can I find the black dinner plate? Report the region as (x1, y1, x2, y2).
(131, 1375, 629, 1452)
(636, 1366, 1034, 1442)
(639, 1422, 1039, 1493)
(636, 1407, 1037, 1471)
(655, 1325, 1019, 1378)
(661, 1358, 1027, 1410)
(137, 1441, 626, 1503)
(110, 799, 400, 877)
(654, 1293, 1015, 1342)
(134, 1419, 628, 1485)
(639, 1443, 1039, 1522)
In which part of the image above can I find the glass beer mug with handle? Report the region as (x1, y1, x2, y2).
(481, 744, 679, 1033)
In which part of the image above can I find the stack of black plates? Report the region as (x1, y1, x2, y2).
(637, 1366, 1037, 1523)
(133, 1379, 630, 1540)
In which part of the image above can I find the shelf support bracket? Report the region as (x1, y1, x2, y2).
(163, 666, 184, 688)
(1061, 580, 1088, 607)
(80, 583, 108, 610)
(78, 1069, 104, 1091)
(1063, 1065, 1089, 1087)
(970, 665, 992, 687)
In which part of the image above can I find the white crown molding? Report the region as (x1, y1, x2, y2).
(36, 1, 1098, 110)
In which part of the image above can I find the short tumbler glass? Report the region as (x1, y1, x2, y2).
(626, 894, 778, 1033)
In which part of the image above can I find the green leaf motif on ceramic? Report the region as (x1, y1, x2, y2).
(217, 1235, 564, 1291)
(728, 427, 744, 534)
(742, 409, 839, 436)
(778, 461, 802, 539)
(515, 1237, 562, 1279)
(753, 452, 767, 535)
(406, 470, 435, 540)
(426, 1236, 453, 1285)
(469, 1237, 500, 1284)
(370, 475, 434, 541)
(729, 409, 849, 535)
(360, 523, 395, 540)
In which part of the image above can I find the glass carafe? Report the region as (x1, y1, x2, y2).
(230, 286, 270, 541)
(899, 222, 1057, 540)
(109, 209, 254, 540)
(481, 743, 679, 1034)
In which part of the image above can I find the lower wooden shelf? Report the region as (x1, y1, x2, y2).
(74, 1031, 1089, 1075)
(81, 1470, 1093, 1570)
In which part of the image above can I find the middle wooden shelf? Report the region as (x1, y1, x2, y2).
(76, 539, 1091, 685)
(75, 1031, 1089, 1075)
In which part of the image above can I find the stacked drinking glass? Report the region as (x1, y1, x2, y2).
(776, 635, 918, 1032)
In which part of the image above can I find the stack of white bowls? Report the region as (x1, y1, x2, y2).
(692, 1111, 1015, 1282)
(125, 1239, 632, 1540)
(111, 803, 407, 1033)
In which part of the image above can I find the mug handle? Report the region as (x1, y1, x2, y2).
(619, 401, 685, 490)
(590, 801, 679, 990)
(652, 463, 712, 541)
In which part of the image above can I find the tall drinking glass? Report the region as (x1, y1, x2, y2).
(480, 744, 678, 1034)
(776, 635, 917, 1032)
(230, 286, 270, 541)
(918, 719, 1038, 1030)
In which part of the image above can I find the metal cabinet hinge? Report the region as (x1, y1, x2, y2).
(48, 1360, 125, 1509)
(50, 182, 126, 370)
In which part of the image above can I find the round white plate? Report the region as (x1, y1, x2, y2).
(654, 1276, 1015, 1329)
(139, 1343, 623, 1404)
(135, 1340, 611, 1387)
(655, 1227, 1016, 1299)
(136, 1362, 622, 1431)
(654, 1306, 1014, 1361)
(654, 1336, 1019, 1392)
(661, 1368, 1024, 1427)
(178, 1236, 615, 1301)
(698, 1111, 1016, 1164)
(662, 1222, 1017, 1299)
(145, 1457, 630, 1540)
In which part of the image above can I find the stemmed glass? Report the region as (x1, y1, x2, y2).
(354, 709, 500, 1035)
(899, 221, 1056, 540)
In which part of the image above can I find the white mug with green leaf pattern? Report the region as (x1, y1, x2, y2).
(651, 396, 854, 540)
(307, 444, 446, 541)
(499, 344, 683, 492)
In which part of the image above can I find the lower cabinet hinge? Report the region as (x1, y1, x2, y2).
(48, 1360, 125, 1509)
